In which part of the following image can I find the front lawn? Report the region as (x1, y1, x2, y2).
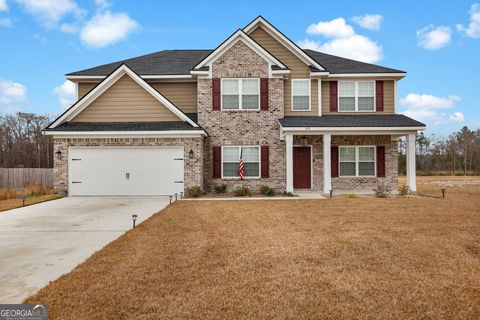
(25, 177, 480, 319)
(0, 194, 60, 212)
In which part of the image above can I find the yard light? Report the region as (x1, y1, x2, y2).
(20, 194, 27, 206)
(55, 150, 62, 160)
(329, 189, 333, 198)
(180, 192, 184, 199)
(169, 195, 173, 204)
(441, 188, 446, 199)
(175, 193, 178, 201)
(132, 214, 138, 228)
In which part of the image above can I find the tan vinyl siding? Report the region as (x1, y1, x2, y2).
(250, 26, 320, 116)
(151, 82, 197, 113)
(72, 75, 181, 122)
(78, 82, 99, 99)
(321, 80, 395, 114)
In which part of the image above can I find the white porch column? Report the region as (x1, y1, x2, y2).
(406, 133, 417, 192)
(323, 133, 331, 193)
(285, 134, 294, 193)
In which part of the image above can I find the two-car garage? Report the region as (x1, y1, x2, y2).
(68, 147, 185, 196)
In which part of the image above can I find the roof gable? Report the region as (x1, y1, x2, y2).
(243, 16, 325, 71)
(193, 29, 286, 73)
(49, 65, 198, 128)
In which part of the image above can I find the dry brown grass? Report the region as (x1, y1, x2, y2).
(25, 177, 480, 319)
(0, 193, 60, 212)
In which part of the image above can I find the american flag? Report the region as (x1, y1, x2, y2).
(238, 148, 244, 180)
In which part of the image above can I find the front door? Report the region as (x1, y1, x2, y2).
(293, 146, 311, 189)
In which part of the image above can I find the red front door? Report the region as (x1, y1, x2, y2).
(293, 147, 311, 189)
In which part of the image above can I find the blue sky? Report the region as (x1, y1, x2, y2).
(0, 0, 479, 135)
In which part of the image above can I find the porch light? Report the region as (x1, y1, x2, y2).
(55, 150, 62, 160)
(132, 214, 138, 228)
(189, 149, 194, 159)
(300, 136, 308, 146)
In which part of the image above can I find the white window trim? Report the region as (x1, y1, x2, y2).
(221, 146, 261, 179)
(291, 79, 311, 112)
(221, 78, 260, 111)
(339, 146, 376, 177)
(338, 81, 376, 112)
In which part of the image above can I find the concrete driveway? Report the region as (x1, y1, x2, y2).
(0, 196, 169, 303)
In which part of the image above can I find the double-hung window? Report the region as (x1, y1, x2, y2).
(291, 79, 311, 111)
(339, 146, 376, 177)
(222, 146, 260, 178)
(339, 81, 375, 112)
(221, 79, 260, 110)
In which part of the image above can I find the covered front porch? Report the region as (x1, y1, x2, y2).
(279, 115, 426, 194)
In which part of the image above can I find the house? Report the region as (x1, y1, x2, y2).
(43, 16, 425, 196)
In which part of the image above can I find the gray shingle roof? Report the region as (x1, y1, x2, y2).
(45, 121, 203, 132)
(67, 48, 404, 77)
(279, 115, 425, 128)
(304, 50, 405, 74)
(67, 50, 211, 76)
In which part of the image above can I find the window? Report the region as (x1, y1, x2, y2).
(339, 146, 376, 177)
(221, 79, 260, 110)
(338, 81, 375, 112)
(222, 146, 260, 178)
(291, 79, 310, 111)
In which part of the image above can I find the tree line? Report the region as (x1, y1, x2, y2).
(0, 112, 53, 168)
(1, 112, 479, 175)
(398, 126, 480, 175)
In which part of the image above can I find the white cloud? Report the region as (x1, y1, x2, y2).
(94, 0, 111, 11)
(0, 0, 8, 11)
(59, 22, 79, 33)
(457, 3, 480, 38)
(401, 93, 464, 125)
(0, 17, 12, 27)
(0, 78, 27, 106)
(307, 18, 355, 38)
(400, 93, 460, 109)
(80, 11, 138, 48)
(300, 17, 383, 63)
(351, 14, 383, 31)
(417, 25, 452, 50)
(16, 0, 84, 28)
(53, 80, 75, 109)
(0, 78, 27, 113)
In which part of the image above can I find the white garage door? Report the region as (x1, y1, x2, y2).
(68, 147, 184, 196)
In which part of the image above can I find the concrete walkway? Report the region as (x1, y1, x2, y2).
(0, 196, 169, 303)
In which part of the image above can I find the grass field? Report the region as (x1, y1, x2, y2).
(25, 177, 480, 319)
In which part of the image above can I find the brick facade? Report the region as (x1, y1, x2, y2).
(331, 135, 398, 192)
(53, 137, 203, 196)
(52, 40, 400, 196)
(198, 40, 286, 193)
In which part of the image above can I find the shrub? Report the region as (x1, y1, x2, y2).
(214, 183, 227, 194)
(259, 185, 275, 196)
(373, 183, 392, 198)
(399, 184, 413, 196)
(283, 191, 294, 197)
(345, 193, 361, 198)
(234, 186, 251, 197)
(186, 186, 203, 198)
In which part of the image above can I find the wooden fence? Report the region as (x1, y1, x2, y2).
(0, 168, 53, 188)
